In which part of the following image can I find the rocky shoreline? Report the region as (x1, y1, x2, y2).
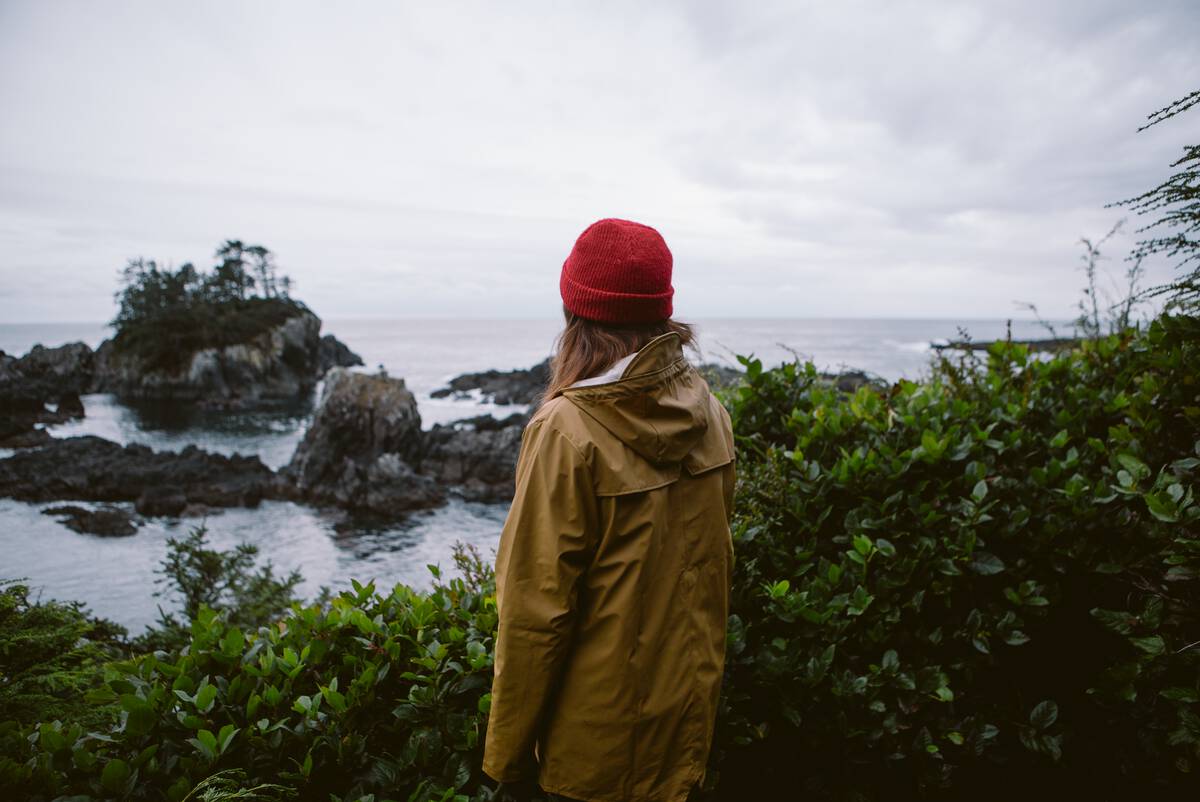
(0, 312, 363, 449)
(2, 331, 891, 537)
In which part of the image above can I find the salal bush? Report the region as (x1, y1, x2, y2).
(1, 566, 497, 802)
(713, 314, 1200, 799)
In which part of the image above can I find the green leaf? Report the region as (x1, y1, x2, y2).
(1030, 700, 1058, 730)
(1116, 453, 1150, 481)
(969, 552, 1005, 575)
(221, 627, 245, 657)
(1131, 635, 1165, 656)
(1145, 492, 1179, 523)
(194, 683, 218, 714)
(972, 479, 989, 502)
(101, 758, 130, 792)
(38, 723, 67, 753)
(124, 699, 157, 737)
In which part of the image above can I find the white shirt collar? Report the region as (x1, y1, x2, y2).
(568, 350, 639, 388)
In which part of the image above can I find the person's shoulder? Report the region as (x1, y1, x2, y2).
(525, 395, 591, 453)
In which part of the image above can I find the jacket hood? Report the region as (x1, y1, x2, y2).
(559, 331, 723, 469)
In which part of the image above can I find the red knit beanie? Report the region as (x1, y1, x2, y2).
(559, 218, 674, 323)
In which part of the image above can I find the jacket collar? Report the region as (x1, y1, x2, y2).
(559, 331, 688, 400)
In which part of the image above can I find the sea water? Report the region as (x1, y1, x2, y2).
(0, 317, 1060, 632)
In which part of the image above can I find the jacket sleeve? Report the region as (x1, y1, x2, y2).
(482, 416, 598, 783)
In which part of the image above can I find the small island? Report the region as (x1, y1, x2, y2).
(96, 240, 363, 405)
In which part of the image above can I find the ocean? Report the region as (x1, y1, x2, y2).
(1, 317, 1060, 632)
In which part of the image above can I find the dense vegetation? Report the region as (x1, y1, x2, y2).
(715, 315, 1199, 799)
(3, 311, 1197, 801)
(111, 241, 309, 372)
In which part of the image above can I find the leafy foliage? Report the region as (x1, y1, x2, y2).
(1, 546, 499, 802)
(137, 526, 305, 654)
(713, 314, 1200, 799)
(0, 580, 128, 728)
(111, 241, 308, 373)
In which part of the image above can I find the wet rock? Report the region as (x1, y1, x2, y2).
(283, 369, 529, 514)
(7, 342, 96, 398)
(363, 454, 445, 515)
(421, 417, 526, 502)
(92, 312, 326, 404)
(135, 486, 189, 517)
(284, 368, 435, 514)
(42, 504, 138, 537)
(318, 334, 364, 375)
(0, 427, 52, 448)
(0, 435, 281, 512)
(1, 344, 95, 441)
(54, 392, 85, 419)
(431, 358, 551, 406)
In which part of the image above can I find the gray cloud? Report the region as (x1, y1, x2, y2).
(0, 0, 1196, 323)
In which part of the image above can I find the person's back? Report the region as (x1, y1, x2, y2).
(482, 218, 736, 802)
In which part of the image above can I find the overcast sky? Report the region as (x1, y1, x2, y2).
(1, 0, 1197, 323)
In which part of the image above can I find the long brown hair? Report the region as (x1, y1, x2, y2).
(545, 306, 697, 399)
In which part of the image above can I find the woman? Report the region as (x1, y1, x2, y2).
(482, 218, 736, 802)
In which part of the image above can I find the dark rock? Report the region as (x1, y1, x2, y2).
(287, 368, 424, 488)
(284, 368, 436, 514)
(445, 412, 530, 432)
(421, 417, 525, 502)
(363, 454, 445, 515)
(9, 342, 95, 398)
(42, 504, 138, 537)
(282, 369, 531, 514)
(0, 435, 281, 513)
(54, 392, 85, 419)
(135, 486, 188, 516)
(93, 312, 326, 405)
(318, 334, 364, 375)
(0, 427, 52, 448)
(431, 358, 551, 406)
(0, 343, 94, 445)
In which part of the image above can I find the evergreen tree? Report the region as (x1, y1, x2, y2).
(1112, 89, 1200, 310)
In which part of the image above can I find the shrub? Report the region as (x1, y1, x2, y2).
(712, 314, 1200, 799)
(1, 547, 498, 802)
(0, 580, 128, 729)
(136, 526, 304, 654)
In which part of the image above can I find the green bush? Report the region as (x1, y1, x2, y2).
(1, 547, 498, 802)
(0, 581, 128, 729)
(713, 314, 1200, 799)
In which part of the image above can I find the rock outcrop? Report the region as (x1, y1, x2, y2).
(431, 358, 551, 406)
(284, 368, 443, 514)
(0, 343, 91, 447)
(42, 504, 138, 537)
(318, 334, 364, 374)
(284, 369, 527, 514)
(3, 314, 363, 414)
(92, 312, 324, 404)
(0, 435, 284, 511)
(422, 416, 526, 502)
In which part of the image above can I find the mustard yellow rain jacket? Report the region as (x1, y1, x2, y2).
(482, 331, 736, 802)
